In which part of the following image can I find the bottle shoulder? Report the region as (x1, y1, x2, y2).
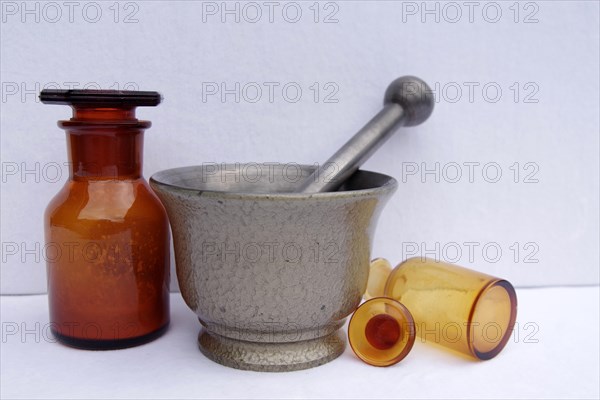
(45, 178, 167, 224)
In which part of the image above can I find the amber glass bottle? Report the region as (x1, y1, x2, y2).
(41, 90, 170, 349)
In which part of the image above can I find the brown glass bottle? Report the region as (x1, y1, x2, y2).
(41, 90, 170, 349)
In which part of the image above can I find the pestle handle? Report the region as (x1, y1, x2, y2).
(298, 76, 434, 193)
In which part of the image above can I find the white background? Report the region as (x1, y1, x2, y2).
(0, 4, 598, 285)
(2, 288, 599, 399)
(1, 1, 599, 293)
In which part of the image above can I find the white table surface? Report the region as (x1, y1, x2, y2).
(1, 287, 599, 400)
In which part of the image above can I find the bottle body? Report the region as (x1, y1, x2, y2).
(45, 117, 170, 349)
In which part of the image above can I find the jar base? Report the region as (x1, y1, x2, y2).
(198, 328, 346, 372)
(52, 322, 169, 350)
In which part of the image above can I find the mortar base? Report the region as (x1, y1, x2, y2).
(198, 328, 346, 372)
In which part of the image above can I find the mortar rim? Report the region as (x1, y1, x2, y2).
(150, 164, 398, 200)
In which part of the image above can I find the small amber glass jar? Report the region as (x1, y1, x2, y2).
(348, 297, 416, 366)
(351, 257, 517, 365)
(41, 90, 170, 349)
(384, 257, 517, 360)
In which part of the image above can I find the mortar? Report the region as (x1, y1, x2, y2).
(150, 163, 397, 371)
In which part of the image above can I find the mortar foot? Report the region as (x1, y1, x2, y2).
(197, 328, 346, 372)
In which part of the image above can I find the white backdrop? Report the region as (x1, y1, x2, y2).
(1, 1, 598, 294)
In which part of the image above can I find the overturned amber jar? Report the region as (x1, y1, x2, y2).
(358, 257, 517, 362)
(384, 257, 517, 360)
(41, 90, 170, 349)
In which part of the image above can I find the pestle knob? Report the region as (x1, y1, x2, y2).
(298, 76, 434, 193)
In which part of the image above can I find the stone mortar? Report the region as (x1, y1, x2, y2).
(150, 163, 397, 371)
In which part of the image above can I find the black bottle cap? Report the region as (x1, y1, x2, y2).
(39, 90, 161, 107)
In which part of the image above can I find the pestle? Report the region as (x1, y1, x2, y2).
(298, 76, 434, 193)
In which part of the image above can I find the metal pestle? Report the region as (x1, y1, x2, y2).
(298, 76, 435, 193)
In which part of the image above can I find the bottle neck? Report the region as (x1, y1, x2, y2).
(60, 107, 148, 180)
(66, 130, 144, 180)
